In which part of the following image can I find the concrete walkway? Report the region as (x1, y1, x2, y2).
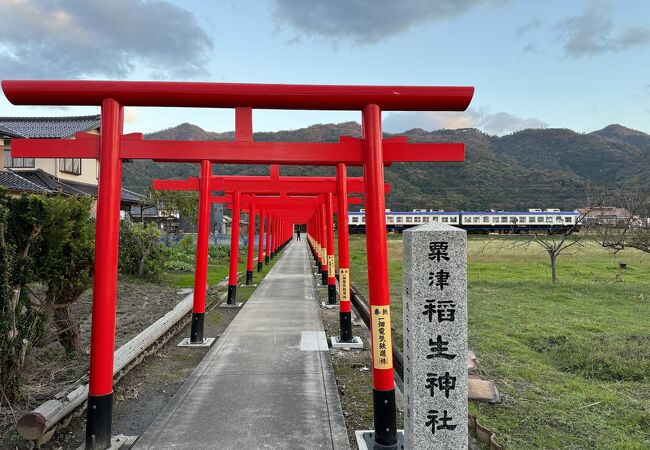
(135, 240, 349, 450)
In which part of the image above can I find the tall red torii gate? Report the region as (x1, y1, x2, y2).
(3, 80, 473, 450)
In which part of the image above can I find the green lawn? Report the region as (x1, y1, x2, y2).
(164, 248, 280, 289)
(347, 235, 650, 450)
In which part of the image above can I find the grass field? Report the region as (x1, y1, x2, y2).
(347, 234, 650, 450)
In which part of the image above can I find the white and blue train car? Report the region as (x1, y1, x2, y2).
(348, 210, 580, 234)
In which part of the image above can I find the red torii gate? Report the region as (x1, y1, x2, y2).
(4, 80, 473, 450)
(153, 170, 381, 316)
(211, 191, 361, 304)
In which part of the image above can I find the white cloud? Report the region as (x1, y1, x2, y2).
(271, 0, 512, 44)
(383, 108, 548, 135)
(556, 0, 650, 58)
(0, 0, 213, 79)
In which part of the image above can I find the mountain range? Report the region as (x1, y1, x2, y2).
(121, 122, 650, 211)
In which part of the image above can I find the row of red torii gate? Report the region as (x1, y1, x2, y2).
(2, 80, 474, 450)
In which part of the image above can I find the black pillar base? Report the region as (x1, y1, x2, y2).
(328, 284, 337, 304)
(257, 261, 263, 272)
(265, 256, 270, 265)
(227, 284, 237, 305)
(245, 270, 253, 285)
(321, 270, 328, 285)
(190, 312, 204, 343)
(85, 393, 113, 450)
(339, 311, 353, 342)
(372, 389, 398, 449)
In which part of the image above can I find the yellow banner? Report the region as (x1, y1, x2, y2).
(371, 305, 393, 369)
(339, 268, 350, 301)
(321, 248, 327, 264)
(327, 255, 335, 278)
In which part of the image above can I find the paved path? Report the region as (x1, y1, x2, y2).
(135, 240, 349, 450)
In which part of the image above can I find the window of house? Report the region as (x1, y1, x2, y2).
(4, 149, 35, 168)
(59, 158, 82, 175)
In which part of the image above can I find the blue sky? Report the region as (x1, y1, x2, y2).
(0, 0, 648, 135)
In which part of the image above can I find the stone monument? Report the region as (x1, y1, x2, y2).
(403, 222, 468, 449)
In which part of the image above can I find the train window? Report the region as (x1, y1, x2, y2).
(501, 217, 508, 223)
(564, 217, 573, 223)
(351, 217, 359, 223)
(537, 217, 544, 223)
(396, 216, 403, 223)
(556, 216, 563, 222)
(423, 216, 430, 222)
(405, 216, 413, 223)
(519, 216, 526, 223)
(483, 216, 490, 223)
(414, 216, 421, 223)
(473, 217, 480, 223)
(441, 217, 448, 223)
(450, 217, 457, 223)
(386, 216, 393, 223)
(529, 216, 536, 222)
(510, 217, 517, 223)
(546, 217, 553, 223)
(493, 217, 499, 222)
(431, 217, 439, 222)
(361, 216, 366, 223)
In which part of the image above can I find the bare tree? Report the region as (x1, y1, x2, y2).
(528, 212, 589, 284)
(592, 180, 650, 254)
(488, 209, 591, 285)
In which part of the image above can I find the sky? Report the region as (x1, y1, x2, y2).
(0, 0, 648, 135)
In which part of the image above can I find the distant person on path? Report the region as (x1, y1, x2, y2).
(296, 229, 301, 241)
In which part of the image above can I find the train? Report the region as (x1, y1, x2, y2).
(348, 209, 580, 234)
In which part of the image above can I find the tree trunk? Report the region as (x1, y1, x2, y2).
(550, 252, 557, 284)
(138, 255, 146, 277)
(53, 304, 84, 356)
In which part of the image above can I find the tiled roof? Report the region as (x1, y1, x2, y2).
(0, 115, 100, 138)
(0, 169, 53, 194)
(131, 205, 163, 218)
(6, 169, 144, 204)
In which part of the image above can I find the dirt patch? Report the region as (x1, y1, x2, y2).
(45, 286, 239, 450)
(0, 254, 278, 449)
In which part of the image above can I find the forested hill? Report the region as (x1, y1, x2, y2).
(121, 122, 650, 211)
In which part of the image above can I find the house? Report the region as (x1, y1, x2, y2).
(577, 206, 634, 226)
(0, 115, 143, 210)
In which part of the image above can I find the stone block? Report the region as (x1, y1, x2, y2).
(403, 222, 468, 449)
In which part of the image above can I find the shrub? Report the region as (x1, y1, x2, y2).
(118, 221, 166, 280)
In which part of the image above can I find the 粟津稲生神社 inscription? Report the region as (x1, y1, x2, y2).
(403, 223, 468, 449)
